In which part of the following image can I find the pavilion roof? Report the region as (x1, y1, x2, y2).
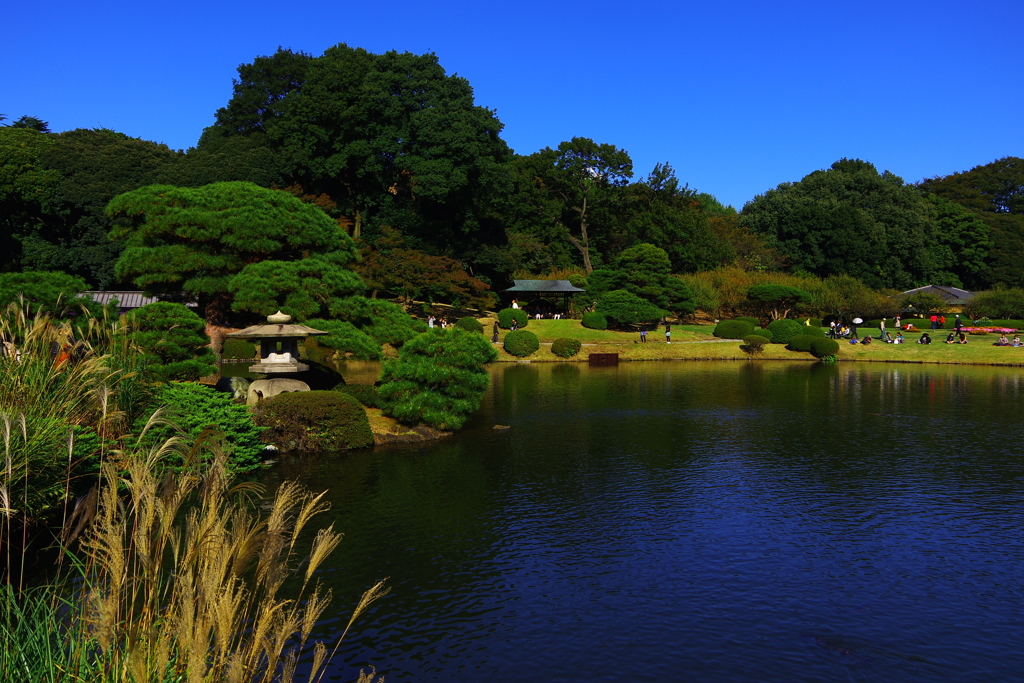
(899, 285, 975, 304)
(502, 279, 586, 294)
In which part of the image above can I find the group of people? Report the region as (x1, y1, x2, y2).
(427, 315, 451, 329)
(993, 334, 1023, 347)
(637, 322, 671, 344)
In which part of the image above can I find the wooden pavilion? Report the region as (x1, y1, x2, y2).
(502, 280, 587, 315)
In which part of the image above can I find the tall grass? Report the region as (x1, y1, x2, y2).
(2, 434, 387, 682)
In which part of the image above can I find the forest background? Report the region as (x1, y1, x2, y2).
(2, 41, 1024, 324)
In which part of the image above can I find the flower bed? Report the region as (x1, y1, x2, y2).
(961, 327, 1018, 334)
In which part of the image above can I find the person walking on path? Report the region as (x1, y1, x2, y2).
(930, 314, 938, 329)
(639, 324, 648, 343)
(492, 322, 499, 343)
(940, 315, 946, 328)
(664, 321, 672, 343)
(879, 318, 886, 339)
(955, 315, 963, 334)
(829, 321, 837, 338)
(895, 315, 902, 330)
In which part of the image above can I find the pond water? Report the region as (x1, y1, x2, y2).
(260, 361, 1024, 682)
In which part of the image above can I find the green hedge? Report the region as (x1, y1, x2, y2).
(503, 330, 540, 357)
(713, 320, 754, 339)
(735, 316, 760, 326)
(551, 338, 582, 358)
(787, 334, 816, 352)
(811, 338, 840, 358)
(766, 319, 804, 345)
(497, 308, 529, 330)
(456, 316, 484, 333)
(252, 390, 373, 452)
(222, 338, 257, 359)
(581, 311, 608, 330)
(335, 383, 385, 409)
(797, 325, 825, 338)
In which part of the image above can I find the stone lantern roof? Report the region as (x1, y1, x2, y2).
(225, 311, 327, 373)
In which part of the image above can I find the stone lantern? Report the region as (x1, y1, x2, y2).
(225, 311, 328, 404)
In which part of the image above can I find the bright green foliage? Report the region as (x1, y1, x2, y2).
(581, 311, 607, 330)
(328, 296, 424, 347)
(811, 337, 840, 358)
(787, 335, 816, 352)
(747, 284, 812, 321)
(252, 390, 372, 451)
(125, 302, 217, 381)
(596, 289, 665, 327)
(0, 271, 95, 315)
(965, 288, 1024, 319)
(900, 292, 948, 315)
(587, 243, 696, 317)
(138, 383, 265, 472)
(713, 319, 754, 339)
(497, 307, 528, 329)
(456, 316, 484, 333)
(228, 257, 365, 319)
(796, 325, 825, 338)
(378, 327, 497, 430)
(551, 337, 582, 358)
(304, 318, 382, 360)
(107, 181, 358, 322)
(766, 318, 805, 345)
(503, 330, 540, 357)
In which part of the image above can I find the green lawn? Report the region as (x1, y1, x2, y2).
(483, 318, 711, 344)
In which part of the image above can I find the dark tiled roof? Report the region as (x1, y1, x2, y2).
(78, 291, 199, 308)
(899, 285, 974, 303)
(502, 279, 586, 293)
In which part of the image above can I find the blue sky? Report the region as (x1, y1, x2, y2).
(4, 0, 1021, 209)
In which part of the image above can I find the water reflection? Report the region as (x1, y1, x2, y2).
(263, 361, 1024, 682)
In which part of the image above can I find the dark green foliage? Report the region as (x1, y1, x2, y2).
(229, 257, 365, 320)
(0, 271, 101, 317)
(378, 327, 498, 430)
(503, 330, 540, 357)
(766, 319, 804, 345)
(755, 327, 774, 342)
(334, 383, 385, 409)
(747, 284, 812, 321)
(966, 289, 1024, 320)
(497, 307, 529, 329)
(807, 317, 823, 327)
(456, 317, 484, 333)
(741, 334, 770, 354)
(713, 320, 754, 339)
(797, 325, 825, 338)
(107, 181, 359, 323)
(735, 316, 760, 326)
(551, 337, 582, 358)
(328, 296, 423, 347)
(811, 337, 841, 358)
(581, 311, 607, 330)
(125, 302, 217, 382)
(252, 390, 372, 452)
(586, 244, 696, 316)
(596, 289, 665, 327)
(139, 383, 265, 472)
(787, 335, 816, 352)
(304, 318, 382, 360)
(222, 338, 257, 359)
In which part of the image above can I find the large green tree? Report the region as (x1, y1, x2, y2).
(107, 181, 359, 323)
(201, 44, 512, 254)
(587, 243, 696, 317)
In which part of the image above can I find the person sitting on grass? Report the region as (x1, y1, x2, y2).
(918, 333, 932, 344)
(945, 332, 957, 344)
(958, 332, 968, 344)
(894, 332, 904, 344)
(1013, 335, 1023, 347)
(861, 335, 872, 345)
(995, 334, 1011, 346)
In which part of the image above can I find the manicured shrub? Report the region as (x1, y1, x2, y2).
(456, 316, 484, 333)
(735, 316, 760, 326)
(138, 383, 265, 472)
(551, 337, 582, 358)
(756, 327, 774, 342)
(335, 383, 385, 409)
(379, 327, 497, 430)
(253, 390, 373, 451)
(807, 317, 823, 327)
(503, 330, 540, 357)
(766, 318, 804, 345)
(222, 338, 257, 359)
(787, 334, 816, 352)
(797, 325, 825, 338)
(810, 337, 840, 358)
(581, 311, 607, 330)
(713, 319, 754, 339)
(742, 334, 770, 354)
(497, 307, 529, 330)
(125, 302, 217, 381)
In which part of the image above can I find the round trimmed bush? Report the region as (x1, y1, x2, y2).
(755, 327, 774, 342)
(742, 334, 770, 354)
(807, 317, 823, 327)
(735, 316, 760, 326)
(253, 390, 373, 452)
(456, 316, 484, 333)
(581, 311, 608, 330)
(766, 319, 804, 345)
(713, 319, 755, 339)
(810, 337, 840, 358)
(497, 308, 529, 330)
(551, 338, 582, 358)
(787, 334, 815, 352)
(797, 325, 825, 338)
(503, 330, 540, 357)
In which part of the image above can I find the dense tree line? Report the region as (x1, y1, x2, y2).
(2, 45, 1022, 311)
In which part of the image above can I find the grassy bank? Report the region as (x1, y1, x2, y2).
(487, 320, 1024, 366)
